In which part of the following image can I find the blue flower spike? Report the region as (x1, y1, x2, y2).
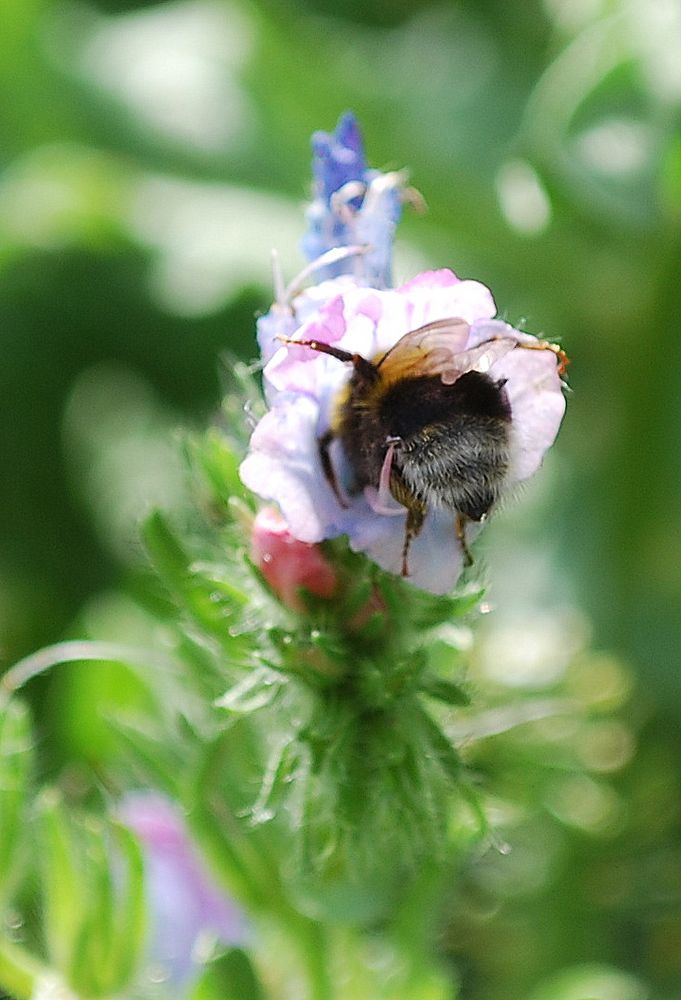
(311, 111, 367, 203)
(302, 111, 403, 288)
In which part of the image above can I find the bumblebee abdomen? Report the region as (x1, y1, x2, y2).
(383, 371, 512, 520)
(334, 366, 512, 519)
(398, 416, 510, 519)
(379, 371, 511, 435)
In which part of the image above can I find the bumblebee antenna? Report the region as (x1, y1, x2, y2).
(277, 336, 377, 380)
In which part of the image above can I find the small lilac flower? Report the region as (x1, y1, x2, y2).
(241, 269, 566, 595)
(119, 792, 247, 994)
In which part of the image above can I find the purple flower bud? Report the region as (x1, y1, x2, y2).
(301, 111, 403, 288)
(310, 111, 367, 205)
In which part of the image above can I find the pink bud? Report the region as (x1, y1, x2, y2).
(251, 507, 337, 611)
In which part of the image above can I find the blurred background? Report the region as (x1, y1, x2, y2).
(1, 0, 680, 997)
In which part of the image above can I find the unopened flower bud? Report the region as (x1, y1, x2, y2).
(251, 507, 337, 611)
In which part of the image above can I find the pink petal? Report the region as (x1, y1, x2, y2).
(397, 268, 461, 291)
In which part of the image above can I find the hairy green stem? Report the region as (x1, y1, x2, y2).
(296, 917, 333, 1000)
(0, 936, 50, 999)
(0, 641, 177, 703)
(191, 732, 334, 1000)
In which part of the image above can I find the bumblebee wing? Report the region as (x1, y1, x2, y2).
(439, 337, 517, 384)
(375, 318, 471, 385)
(375, 320, 517, 387)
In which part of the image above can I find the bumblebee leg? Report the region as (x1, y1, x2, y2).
(488, 334, 569, 375)
(386, 468, 426, 577)
(516, 339, 569, 375)
(455, 512, 474, 568)
(318, 429, 348, 509)
(401, 500, 426, 578)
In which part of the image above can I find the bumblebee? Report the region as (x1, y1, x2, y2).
(281, 319, 567, 576)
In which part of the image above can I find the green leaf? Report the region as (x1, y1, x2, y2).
(410, 584, 485, 630)
(414, 705, 462, 784)
(55, 817, 146, 998)
(36, 794, 146, 998)
(191, 561, 251, 610)
(36, 790, 86, 973)
(143, 509, 192, 583)
(67, 820, 116, 997)
(216, 666, 282, 714)
(191, 947, 264, 1000)
(111, 714, 187, 799)
(187, 727, 275, 913)
(0, 937, 49, 1000)
(0, 698, 33, 906)
(104, 823, 147, 994)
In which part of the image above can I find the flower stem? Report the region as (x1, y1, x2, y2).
(299, 920, 333, 1000)
(0, 936, 50, 1000)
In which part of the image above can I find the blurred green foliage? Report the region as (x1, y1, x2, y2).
(1, 0, 681, 998)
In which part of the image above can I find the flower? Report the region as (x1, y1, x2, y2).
(239, 116, 567, 596)
(119, 792, 247, 994)
(251, 506, 337, 611)
(241, 268, 566, 595)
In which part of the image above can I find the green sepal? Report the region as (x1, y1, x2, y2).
(418, 673, 470, 706)
(186, 427, 254, 511)
(190, 947, 264, 1000)
(0, 698, 33, 907)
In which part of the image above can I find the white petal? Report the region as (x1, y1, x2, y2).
(240, 396, 345, 542)
(494, 349, 566, 482)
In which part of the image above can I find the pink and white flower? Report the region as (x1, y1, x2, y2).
(240, 268, 566, 595)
